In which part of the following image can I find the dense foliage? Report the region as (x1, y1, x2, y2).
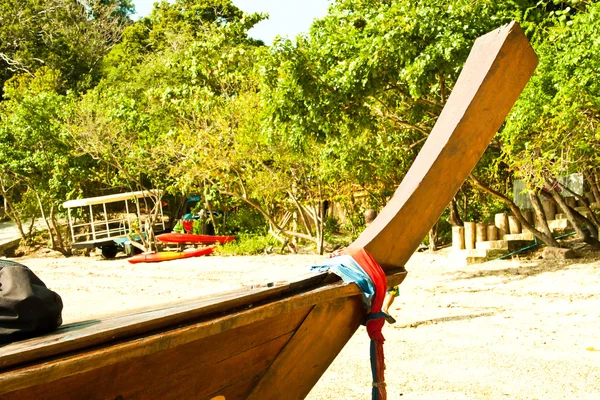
(2, 0, 600, 254)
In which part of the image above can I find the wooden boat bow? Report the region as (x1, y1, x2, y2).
(352, 21, 538, 269)
(0, 22, 537, 400)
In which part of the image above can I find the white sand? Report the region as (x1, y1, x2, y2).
(14, 249, 600, 399)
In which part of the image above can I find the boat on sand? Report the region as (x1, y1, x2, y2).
(0, 22, 537, 400)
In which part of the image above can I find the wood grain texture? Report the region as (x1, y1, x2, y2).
(0, 271, 406, 397)
(1, 306, 310, 399)
(0, 272, 327, 370)
(247, 295, 365, 400)
(352, 21, 538, 269)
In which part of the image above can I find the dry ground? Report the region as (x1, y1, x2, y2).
(9, 248, 600, 399)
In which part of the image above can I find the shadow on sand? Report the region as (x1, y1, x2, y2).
(394, 311, 497, 329)
(450, 255, 600, 283)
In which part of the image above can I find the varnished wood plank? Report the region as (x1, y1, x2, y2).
(5, 334, 291, 400)
(0, 281, 353, 394)
(247, 295, 365, 400)
(352, 21, 538, 269)
(131, 333, 293, 400)
(0, 272, 328, 370)
(207, 372, 265, 400)
(0, 271, 405, 397)
(0, 285, 284, 368)
(1, 305, 309, 400)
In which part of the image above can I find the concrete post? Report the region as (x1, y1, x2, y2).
(476, 222, 487, 242)
(452, 226, 465, 250)
(508, 215, 521, 234)
(494, 212, 508, 239)
(487, 225, 498, 241)
(464, 222, 476, 250)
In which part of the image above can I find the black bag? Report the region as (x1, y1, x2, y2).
(0, 260, 63, 343)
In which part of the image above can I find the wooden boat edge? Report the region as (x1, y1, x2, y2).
(0, 270, 406, 396)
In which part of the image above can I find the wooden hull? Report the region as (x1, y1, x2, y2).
(0, 270, 406, 400)
(156, 233, 236, 245)
(0, 22, 537, 400)
(127, 246, 216, 264)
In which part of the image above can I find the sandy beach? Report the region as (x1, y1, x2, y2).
(9, 248, 600, 399)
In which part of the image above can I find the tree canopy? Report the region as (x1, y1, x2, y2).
(2, 0, 600, 254)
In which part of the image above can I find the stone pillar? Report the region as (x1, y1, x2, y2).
(487, 225, 498, 241)
(452, 226, 465, 250)
(508, 215, 521, 234)
(464, 222, 476, 250)
(494, 212, 509, 238)
(476, 222, 487, 243)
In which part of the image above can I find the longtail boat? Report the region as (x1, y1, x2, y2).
(0, 22, 537, 400)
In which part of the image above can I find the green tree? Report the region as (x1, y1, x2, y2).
(69, 0, 268, 249)
(260, 0, 563, 249)
(0, 0, 133, 97)
(0, 68, 101, 253)
(501, 2, 600, 245)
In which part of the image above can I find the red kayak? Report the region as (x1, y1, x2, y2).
(128, 246, 216, 264)
(156, 232, 235, 245)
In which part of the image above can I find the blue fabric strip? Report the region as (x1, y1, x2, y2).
(311, 255, 376, 307)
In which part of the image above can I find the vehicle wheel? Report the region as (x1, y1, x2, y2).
(101, 245, 119, 259)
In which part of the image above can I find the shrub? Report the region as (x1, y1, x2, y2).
(215, 233, 276, 256)
(225, 207, 268, 235)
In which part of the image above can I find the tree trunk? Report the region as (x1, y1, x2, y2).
(310, 203, 325, 255)
(428, 223, 438, 251)
(1, 192, 26, 240)
(462, 189, 468, 222)
(147, 193, 163, 251)
(559, 183, 600, 234)
(546, 185, 600, 247)
(204, 195, 219, 236)
(594, 170, 600, 204)
(319, 201, 325, 255)
(569, 208, 599, 240)
(25, 216, 35, 238)
(529, 192, 555, 241)
(288, 191, 313, 237)
(34, 191, 56, 250)
(217, 187, 330, 248)
(469, 174, 560, 246)
(584, 171, 600, 204)
(48, 204, 71, 256)
(448, 198, 464, 226)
